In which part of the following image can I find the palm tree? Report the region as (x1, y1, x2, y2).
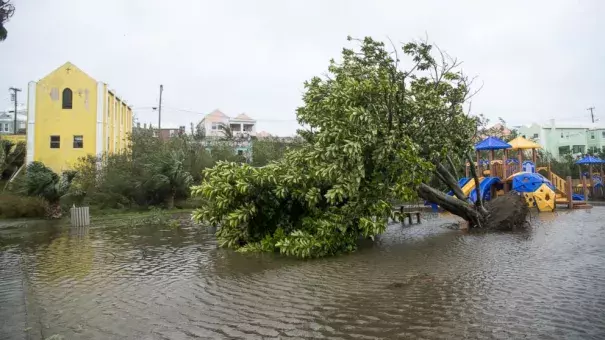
(21, 162, 76, 217)
(218, 123, 234, 140)
(0, 139, 25, 180)
(146, 150, 193, 209)
(192, 122, 206, 141)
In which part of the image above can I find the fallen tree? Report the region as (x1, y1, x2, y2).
(191, 36, 529, 258)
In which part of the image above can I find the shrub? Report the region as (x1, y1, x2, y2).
(0, 194, 49, 218)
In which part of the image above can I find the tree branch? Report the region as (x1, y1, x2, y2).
(446, 155, 460, 180)
(466, 151, 488, 216)
(435, 162, 466, 201)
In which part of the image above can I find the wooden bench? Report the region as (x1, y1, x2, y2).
(399, 206, 421, 224)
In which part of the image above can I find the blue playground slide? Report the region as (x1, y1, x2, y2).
(448, 178, 470, 196)
(572, 194, 585, 201)
(468, 177, 501, 203)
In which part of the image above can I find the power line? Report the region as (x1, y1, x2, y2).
(132, 105, 299, 122)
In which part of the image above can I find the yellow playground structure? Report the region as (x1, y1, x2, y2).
(459, 136, 596, 211)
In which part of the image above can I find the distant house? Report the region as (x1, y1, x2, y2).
(157, 126, 186, 140)
(198, 109, 257, 139)
(0, 108, 26, 135)
(198, 109, 258, 158)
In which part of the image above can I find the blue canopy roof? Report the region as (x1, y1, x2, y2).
(474, 136, 512, 151)
(575, 155, 603, 165)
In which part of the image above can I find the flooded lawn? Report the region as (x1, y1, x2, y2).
(1, 209, 605, 339)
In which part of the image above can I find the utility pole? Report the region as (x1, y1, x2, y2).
(587, 106, 595, 123)
(158, 85, 163, 130)
(9, 87, 21, 135)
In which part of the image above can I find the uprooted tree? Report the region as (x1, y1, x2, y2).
(191, 36, 528, 258)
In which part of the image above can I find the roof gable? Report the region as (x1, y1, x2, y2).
(207, 109, 228, 118)
(233, 113, 254, 121)
(39, 61, 97, 84)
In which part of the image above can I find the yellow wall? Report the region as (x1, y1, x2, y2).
(29, 62, 133, 173)
(103, 91, 132, 156)
(33, 63, 97, 173)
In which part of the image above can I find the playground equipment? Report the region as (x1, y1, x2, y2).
(451, 135, 595, 211)
(574, 156, 605, 200)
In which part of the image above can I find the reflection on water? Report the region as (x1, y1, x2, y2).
(1, 210, 605, 339)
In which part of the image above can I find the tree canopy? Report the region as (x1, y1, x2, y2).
(0, 0, 15, 41)
(191, 36, 479, 258)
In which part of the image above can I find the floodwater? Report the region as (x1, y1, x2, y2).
(1, 210, 605, 340)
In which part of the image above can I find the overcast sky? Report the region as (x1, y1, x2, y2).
(1, 0, 604, 135)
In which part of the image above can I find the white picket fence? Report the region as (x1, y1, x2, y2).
(70, 206, 90, 227)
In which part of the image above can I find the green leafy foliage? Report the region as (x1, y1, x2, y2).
(0, 139, 25, 180)
(144, 149, 193, 208)
(20, 162, 73, 204)
(538, 150, 585, 179)
(192, 36, 478, 258)
(65, 127, 246, 211)
(0, 0, 15, 42)
(0, 193, 48, 218)
(251, 137, 303, 167)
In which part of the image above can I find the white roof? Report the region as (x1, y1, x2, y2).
(518, 120, 605, 130)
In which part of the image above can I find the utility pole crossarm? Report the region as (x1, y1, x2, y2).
(587, 106, 595, 124)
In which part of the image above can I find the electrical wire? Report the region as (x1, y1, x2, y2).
(131, 105, 298, 122)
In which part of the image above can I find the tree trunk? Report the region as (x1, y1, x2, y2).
(166, 193, 175, 209)
(435, 162, 466, 201)
(46, 203, 63, 219)
(418, 155, 529, 230)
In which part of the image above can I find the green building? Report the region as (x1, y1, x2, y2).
(514, 119, 605, 160)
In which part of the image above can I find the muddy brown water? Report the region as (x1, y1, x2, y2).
(1, 210, 605, 339)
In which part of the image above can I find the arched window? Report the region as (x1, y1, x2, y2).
(62, 88, 73, 109)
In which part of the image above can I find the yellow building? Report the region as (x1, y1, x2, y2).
(26, 62, 133, 173)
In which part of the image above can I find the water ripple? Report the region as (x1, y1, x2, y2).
(1, 209, 605, 339)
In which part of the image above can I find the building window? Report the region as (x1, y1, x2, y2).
(559, 146, 571, 155)
(211, 122, 219, 130)
(591, 132, 595, 139)
(50, 135, 60, 148)
(73, 135, 83, 148)
(3, 123, 8, 132)
(572, 145, 585, 154)
(62, 88, 73, 109)
(602, 131, 605, 138)
(561, 132, 564, 138)
(532, 133, 538, 139)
